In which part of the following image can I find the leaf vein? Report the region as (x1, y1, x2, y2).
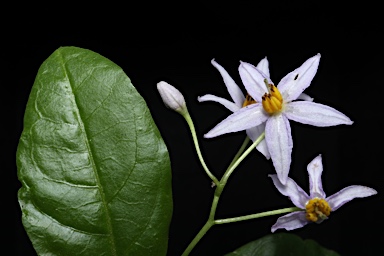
(59, 51, 118, 255)
(29, 198, 108, 237)
(82, 77, 120, 122)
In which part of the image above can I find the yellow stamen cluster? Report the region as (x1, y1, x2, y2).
(305, 198, 331, 222)
(242, 93, 257, 107)
(262, 84, 283, 114)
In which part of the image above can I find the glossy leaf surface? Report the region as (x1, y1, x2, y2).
(17, 47, 172, 255)
(226, 233, 339, 256)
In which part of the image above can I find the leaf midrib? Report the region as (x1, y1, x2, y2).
(58, 50, 117, 255)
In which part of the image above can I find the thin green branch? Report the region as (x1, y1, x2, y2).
(183, 112, 219, 186)
(221, 132, 265, 187)
(227, 136, 250, 170)
(215, 207, 303, 224)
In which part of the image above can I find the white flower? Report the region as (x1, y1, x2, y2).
(269, 154, 377, 232)
(204, 54, 353, 184)
(199, 58, 314, 159)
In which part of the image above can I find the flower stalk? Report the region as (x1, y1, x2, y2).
(182, 132, 298, 256)
(215, 207, 302, 225)
(183, 112, 219, 186)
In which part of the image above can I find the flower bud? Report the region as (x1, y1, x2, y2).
(157, 81, 187, 115)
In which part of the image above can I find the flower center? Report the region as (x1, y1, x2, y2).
(262, 82, 283, 114)
(242, 93, 257, 107)
(305, 198, 331, 223)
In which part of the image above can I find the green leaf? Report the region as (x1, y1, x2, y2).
(17, 47, 172, 256)
(225, 233, 340, 256)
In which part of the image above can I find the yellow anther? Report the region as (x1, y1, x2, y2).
(269, 84, 283, 103)
(270, 95, 282, 109)
(261, 84, 283, 114)
(242, 93, 257, 107)
(262, 94, 273, 113)
(305, 198, 331, 223)
(306, 212, 318, 222)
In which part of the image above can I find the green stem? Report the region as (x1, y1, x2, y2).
(183, 112, 219, 186)
(227, 136, 250, 170)
(181, 186, 222, 256)
(181, 133, 265, 255)
(221, 132, 265, 187)
(181, 220, 214, 256)
(215, 207, 302, 224)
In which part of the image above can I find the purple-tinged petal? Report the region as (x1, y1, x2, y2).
(265, 114, 293, 185)
(278, 54, 321, 102)
(269, 174, 309, 208)
(256, 57, 270, 78)
(204, 104, 268, 138)
(326, 185, 377, 211)
(211, 59, 245, 107)
(246, 124, 270, 159)
(271, 211, 308, 232)
(307, 154, 326, 198)
(284, 101, 353, 126)
(238, 61, 270, 102)
(296, 93, 314, 102)
(198, 94, 240, 113)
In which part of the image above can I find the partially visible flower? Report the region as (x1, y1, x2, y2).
(198, 58, 271, 158)
(157, 81, 187, 115)
(204, 54, 353, 185)
(269, 154, 377, 232)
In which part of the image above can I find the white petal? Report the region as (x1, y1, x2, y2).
(246, 124, 270, 159)
(238, 61, 270, 102)
(211, 59, 245, 107)
(204, 104, 268, 138)
(296, 92, 314, 102)
(271, 212, 308, 232)
(198, 94, 240, 113)
(256, 57, 270, 78)
(307, 155, 326, 198)
(269, 174, 309, 208)
(278, 54, 321, 102)
(265, 114, 293, 185)
(326, 185, 377, 211)
(284, 101, 353, 126)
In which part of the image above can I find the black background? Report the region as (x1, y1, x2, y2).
(13, 2, 383, 256)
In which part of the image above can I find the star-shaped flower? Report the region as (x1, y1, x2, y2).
(269, 154, 377, 232)
(199, 58, 314, 160)
(204, 54, 353, 184)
